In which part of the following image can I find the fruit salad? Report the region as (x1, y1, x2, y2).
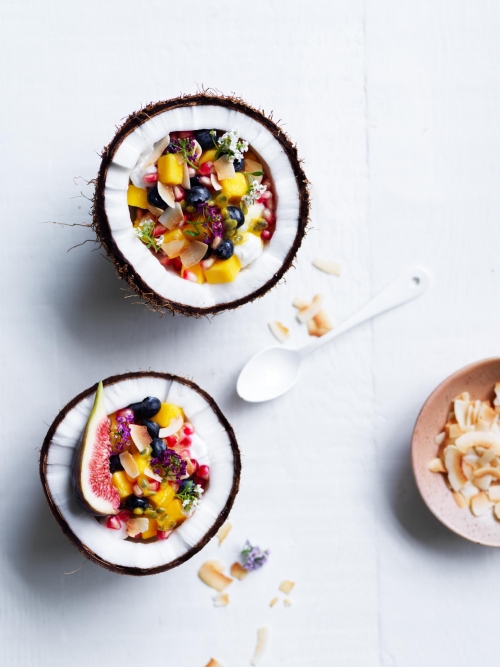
(127, 129, 276, 284)
(73, 383, 209, 542)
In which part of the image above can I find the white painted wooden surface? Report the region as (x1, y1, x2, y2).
(1, 0, 500, 665)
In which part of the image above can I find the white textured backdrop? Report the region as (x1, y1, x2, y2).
(1, 1, 500, 665)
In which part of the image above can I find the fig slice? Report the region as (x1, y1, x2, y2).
(72, 381, 119, 516)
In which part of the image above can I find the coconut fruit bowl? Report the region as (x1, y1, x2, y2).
(40, 372, 240, 575)
(93, 92, 310, 316)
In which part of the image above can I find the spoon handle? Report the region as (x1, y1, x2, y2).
(298, 266, 430, 359)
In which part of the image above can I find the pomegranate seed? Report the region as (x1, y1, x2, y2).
(199, 176, 212, 188)
(173, 185, 185, 202)
(179, 448, 191, 459)
(200, 258, 215, 270)
(261, 229, 273, 241)
(199, 161, 212, 176)
(190, 458, 199, 474)
(198, 464, 210, 480)
(153, 223, 166, 237)
(118, 510, 132, 522)
(157, 530, 173, 541)
(159, 255, 173, 267)
(194, 474, 207, 489)
(188, 167, 196, 177)
(180, 436, 192, 447)
(262, 208, 275, 224)
(183, 423, 195, 436)
(133, 483, 144, 497)
(148, 480, 161, 492)
(143, 172, 158, 185)
(183, 270, 198, 283)
(172, 257, 182, 271)
(177, 131, 193, 139)
(106, 516, 121, 530)
(166, 435, 177, 447)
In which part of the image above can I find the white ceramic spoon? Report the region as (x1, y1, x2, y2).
(237, 266, 429, 402)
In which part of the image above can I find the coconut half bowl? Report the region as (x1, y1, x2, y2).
(40, 372, 240, 575)
(412, 358, 500, 547)
(93, 92, 310, 316)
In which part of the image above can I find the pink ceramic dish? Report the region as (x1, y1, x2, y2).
(412, 358, 500, 547)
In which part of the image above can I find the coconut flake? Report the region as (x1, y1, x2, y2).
(428, 458, 446, 473)
(214, 155, 235, 180)
(143, 134, 171, 169)
(269, 597, 278, 608)
(488, 485, 500, 502)
(216, 521, 232, 546)
(455, 432, 500, 455)
(144, 466, 163, 483)
(279, 580, 295, 595)
(244, 159, 263, 184)
(161, 240, 186, 258)
(473, 466, 500, 482)
(157, 181, 175, 208)
(119, 451, 139, 479)
(314, 309, 333, 332)
(293, 297, 310, 309)
(158, 415, 184, 438)
(312, 258, 342, 276)
(284, 598, 293, 607)
(147, 203, 163, 217)
(126, 517, 148, 538)
(268, 321, 290, 344)
(444, 446, 468, 491)
(159, 203, 184, 230)
(180, 241, 208, 269)
(471, 492, 493, 516)
(452, 491, 468, 508)
(230, 562, 248, 581)
(198, 561, 233, 592)
(251, 626, 270, 666)
(129, 424, 152, 453)
(182, 162, 191, 189)
(297, 294, 324, 323)
(213, 593, 229, 607)
(307, 319, 319, 337)
(211, 173, 222, 191)
(434, 432, 446, 446)
(205, 660, 223, 667)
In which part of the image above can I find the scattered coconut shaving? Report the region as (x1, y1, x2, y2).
(279, 580, 295, 595)
(292, 297, 310, 309)
(284, 598, 293, 607)
(126, 517, 148, 538)
(213, 593, 230, 607)
(269, 596, 278, 608)
(198, 561, 233, 592)
(157, 181, 175, 208)
(204, 659, 223, 667)
(312, 257, 342, 276)
(296, 294, 324, 323)
(251, 626, 271, 666)
(216, 521, 232, 546)
(159, 415, 184, 438)
(429, 386, 500, 520)
(214, 155, 235, 180)
(269, 321, 290, 344)
(230, 562, 249, 581)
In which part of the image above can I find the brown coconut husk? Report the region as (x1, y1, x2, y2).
(39, 371, 241, 576)
(92, 90, 310, 317)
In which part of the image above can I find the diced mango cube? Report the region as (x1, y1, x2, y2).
(163, 228, 185, 244)
(199, 148, 217, 165)
(152, 403, 184, 428)
(141, 518, 157, 540)
(132, 452, 150, 475)
(157, 514, 176, 531)
(203, 255, 242, 284)
(111, 471, 134, 499)
(127, 184, 148, 208)
(221, 173, 247, 200)
(182, 262, 205, 284)
(165, 498, 187, 524)
(150, 483, 175, 510)
(158, 154, 184, 185)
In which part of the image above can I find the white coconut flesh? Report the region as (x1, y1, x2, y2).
(104, 105, 300, 309)
(45, 376, 236, 570)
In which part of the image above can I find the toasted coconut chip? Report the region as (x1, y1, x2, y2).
(494, 502, 500, 520)
(144, 466, 163, 483)
(211, 173, 222, 191)
(269, 321, 290, 344)
(471, 491, 493, 516)
(488, 485, 500, 502)
(143, 134, 170, 169)
(159, 202, 184, 230)
(454, 399, 470, 428)
(314, 309, 333, 331)
(158, 415, 184, 438)
(230, 562, 248, 581)
(129, 424, 152, 452)
(428, 458, 446, 473)
(205, 559, 225, 572)
(269, 597, 278, 608)
(279, 580, 295, 595)
(456, 392, 471, 402)
(182, 162, 191, 189)
(214, 155, 235, 180)
(455, 431, 500, 455)
(463, 453, 479, 466)
(147, 203, 163, 217)
(244, 159, 264, 184)
(461, 484, 480, 502)
(205, 660, 223, 667)
(161, 239, 186, 259)
(216, 521, 232, 546)
(174, 153, 185, 165)
(157, 181, 175, 208)
(284, 598, 293, 607)
(466, 404, 475, 426)
(312, 257, 342, 276)
(452, 491, 467, 508)
(192, 140, 202, 159)
(198, 561, 233, 592)
(447, 423, 465, 440)
(119, 451, 139, 479)
(292, 297, 310, 309)
(297, 294, 324, 323)
(213, 593, 229, 607)
(307, 319, 319, 337)
(180, 241, 208, 269)
(251, 626, 270, 666)
(434, 432, 446, 446)
(462, 462, 473, 480)
(444, 446, 468, 491)
(478, 448, 497, 467)
(126, 517, 148, 537)
(473, 467, 500, 481)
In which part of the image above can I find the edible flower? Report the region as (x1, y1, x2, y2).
(134, 219, 163, 252)
(150, 448, 187, 483)
(176, 479, 204, 515)
(242, 179, 267, 207)
(241, 540, 270, 571)
(214, 129, 248, 163)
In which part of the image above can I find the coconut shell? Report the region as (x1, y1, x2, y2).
(39, 371, 241, 576)
(92, 91, 310, 317)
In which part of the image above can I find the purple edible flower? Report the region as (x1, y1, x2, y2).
(150, 448, 187, 482)
(241, 541, 270, 571)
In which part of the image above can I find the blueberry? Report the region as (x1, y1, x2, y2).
(140, 396, 161, 418)
(203, 244, 212, 260)
(214, 239, 234, 260)
(185, 186, 211, 206)
(147, 185, 167, 210)
(151, 437, 166, 458)
(141, 419, 160, 439)
(165, 141, 177, 153)
(179, 479, 194, 493)
(109, 454, 123, 473)
(227, 206, 245, 228)
(124, 496, 148, 511)
(234, 158, 244, 172)
(190, 175, 202, 188)
(127, 401, 144, 418)
(195, 129, 217, 150)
